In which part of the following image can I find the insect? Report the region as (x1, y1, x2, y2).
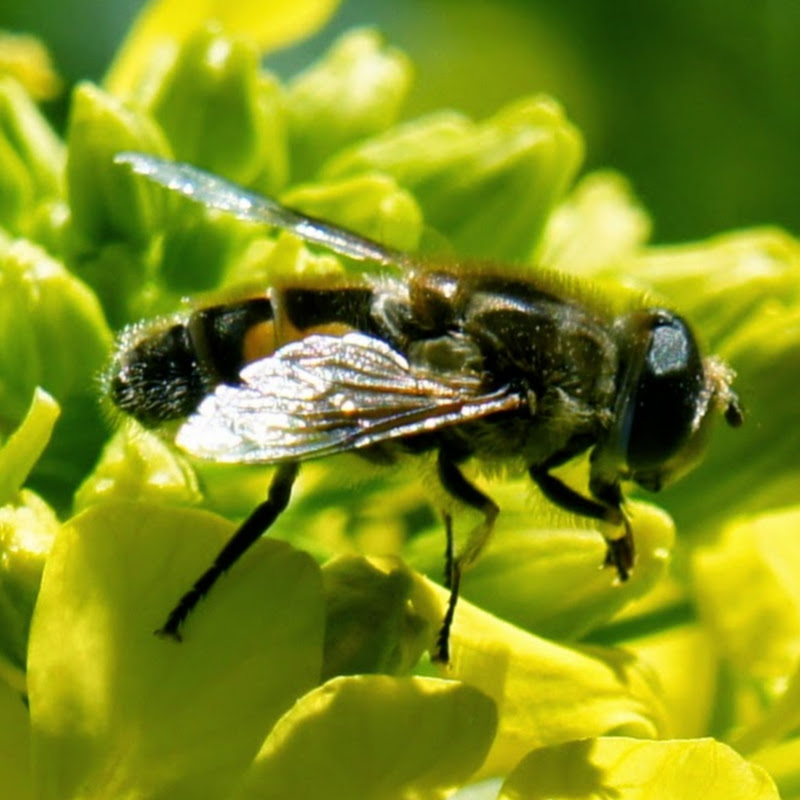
(110, 153, 743, 662)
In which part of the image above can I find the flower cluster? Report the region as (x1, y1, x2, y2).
(0, 1, 798, 798)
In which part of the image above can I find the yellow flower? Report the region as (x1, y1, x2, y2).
(0, 1, 796, 797)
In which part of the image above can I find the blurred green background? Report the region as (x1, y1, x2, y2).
(1, 0, 798, 243)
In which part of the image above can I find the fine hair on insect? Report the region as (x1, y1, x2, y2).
(109, 153, 743, 663)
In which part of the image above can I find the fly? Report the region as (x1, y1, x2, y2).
(109, 153, 743, 662)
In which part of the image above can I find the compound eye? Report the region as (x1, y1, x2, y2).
(623, 310, 705, 474)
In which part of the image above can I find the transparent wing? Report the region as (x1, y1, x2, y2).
(115, 152, 409, 267)
(175, 332, 523, 463)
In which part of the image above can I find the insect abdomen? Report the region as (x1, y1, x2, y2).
(109, 288, 379, 427)
(109, 298, 274, 426)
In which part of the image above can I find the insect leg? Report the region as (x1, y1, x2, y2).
(436, 512, 460, 664)
(435, 452, 499, 663)
(442, 511, 455, 589)
(157, 461, 300, 640)
(529, 466, 633, 580)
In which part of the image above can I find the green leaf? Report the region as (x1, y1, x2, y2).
(230, 675, 497, 800)
(325, 96, 584, 261)
(499, 737, 780, 800)
(28, 503, 325, 800)
(287, 29, 412, 180)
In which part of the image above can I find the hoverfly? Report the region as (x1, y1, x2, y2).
(109, 153, 743, 662)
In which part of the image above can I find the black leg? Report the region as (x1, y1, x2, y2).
(157, 461, 299, 640)
(529, 466, 633, 581)
(442, 511, 455, 590)
(434, 452, 498, 663)
(604, 531, 634, 580)
(436, 552, 461, 664)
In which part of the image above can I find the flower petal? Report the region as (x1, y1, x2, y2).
(693, 506, 800, 684)
(231, 675, 497, 800)
(106, 0, 340, 96)
(408, 575, 667, 778)
(28, 502, 324, 799)
(499, 737, 780, 800)
(0, 675, 33, 799)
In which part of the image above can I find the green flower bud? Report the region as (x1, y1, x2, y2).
(66, 82, 168, 247)
(325, 95, 584, 261)
(67, 240, 152, 329)
(287, 29, 411, 181)
(0, 239, 111, 427)
(321, 556, 430, 679)
(106, 0, 340, 97)
(632, 228, 800, 349)
(74, 425, 203, 512)
(282, 172, 423, 254)
(0, 76, 64, 233)
(250, 71, 289, 195)
(0, 389, 60, 683)
(0, 32, 62, 101)
(159, 201, 258, 293)
(145, 26, 286, 188)
(537, 170, 651, 274)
